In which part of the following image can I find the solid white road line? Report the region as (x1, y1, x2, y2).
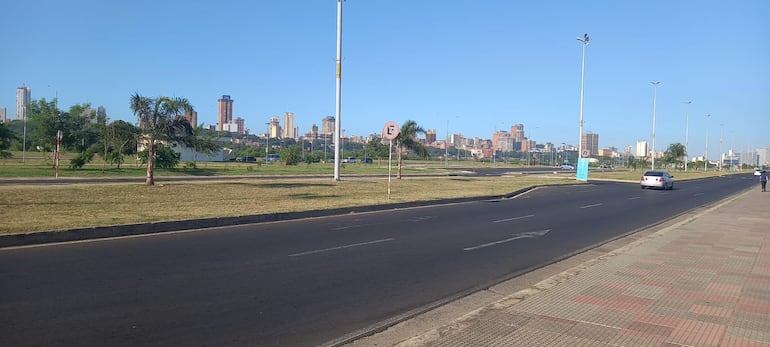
(627, 196, 641, 200)
(288, 238, 395, 257)
(579, 203, 603, 209)
(464, 230, 551, 251)
(492, 214, 535, 224)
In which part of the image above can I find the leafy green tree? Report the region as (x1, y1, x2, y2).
(26, 98, 61, 153)
(130, 93, 194, 185)
(663, 143, 686, 168)
(138, 143, 180, 169)
(279, 145, 303, 165)
(366, 135, 390, 159)
(67, 103, 105, 153)
(394, 120, 429, 179)
(102, 120, 139, 169)
(0, 123, 15, 158)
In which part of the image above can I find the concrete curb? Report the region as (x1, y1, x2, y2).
(1, 186, 551, 249)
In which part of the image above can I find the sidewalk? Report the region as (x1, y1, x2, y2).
(354, 187, 770, 346)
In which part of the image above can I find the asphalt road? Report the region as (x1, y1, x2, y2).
(0, 174, 756, 346)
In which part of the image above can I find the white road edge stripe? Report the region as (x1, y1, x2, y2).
(492, 214, 535, 223)
(579, 203, 603, 209)
(288, 238, 395, 257)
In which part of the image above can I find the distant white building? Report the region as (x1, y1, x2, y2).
(172, 143, 234, 162)
(758, 147, 770, 167)
(16, 85, 31, 121)
(635, 141, 649, 158)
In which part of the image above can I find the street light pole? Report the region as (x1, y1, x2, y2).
(684, 101, 691, 171)
(265, 122, 270, 163)
(333, 0, 343, 181)
(577, 33, 589, 163)
(650, 81, 661, 170)
(704, 114, 711, 171)
(445, 119, 449, 168)
(719, 123, 724, 171)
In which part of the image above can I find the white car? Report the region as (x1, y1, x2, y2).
(640, 170, 674, 190)
(755, 168, 763, 176)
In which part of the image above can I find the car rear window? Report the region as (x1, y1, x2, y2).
(644, 171, 663, 176)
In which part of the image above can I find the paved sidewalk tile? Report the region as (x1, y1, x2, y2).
(401, 188, 770, 346)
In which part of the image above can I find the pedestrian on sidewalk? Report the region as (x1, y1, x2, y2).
(761, 170, 768, 192)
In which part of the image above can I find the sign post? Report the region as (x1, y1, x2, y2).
(381, 121, 400, 200)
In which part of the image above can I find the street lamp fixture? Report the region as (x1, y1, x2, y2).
(650, 81, 661, 170)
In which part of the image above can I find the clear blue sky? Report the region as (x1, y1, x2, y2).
(2, 0, 768, 159)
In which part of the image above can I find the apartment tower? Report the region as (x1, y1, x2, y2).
(217, 95, 233, 131)
(581, 132, 599, 156)
(16, 85, 32, 121)
(283, 112, 296, 139)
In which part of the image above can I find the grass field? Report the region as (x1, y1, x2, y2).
(0, 175, 573, 234)
(1, 153, 747, 235)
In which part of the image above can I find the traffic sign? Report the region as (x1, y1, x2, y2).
(382, 121, 400, 140)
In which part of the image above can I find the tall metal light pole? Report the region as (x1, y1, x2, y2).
(577, 33, 589, 163)
(704, 114, 710, 171)
(684, 101, 691, 171)
(650, 81, 661, 170)
(719, 124, 725, 171)
(445, 119, 449, 168)
(333, 0, 343, 181)
(265, 122, 270, 163)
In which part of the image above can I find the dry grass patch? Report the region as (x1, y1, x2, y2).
(0, 175, 573, 234)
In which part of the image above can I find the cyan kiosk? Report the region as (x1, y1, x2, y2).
(576, 157, 590, 181)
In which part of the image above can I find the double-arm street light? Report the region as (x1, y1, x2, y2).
(650, 81, 661, 170)
(577, 33, 589, 162)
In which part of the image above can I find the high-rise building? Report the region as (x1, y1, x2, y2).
(581, 132, 599, 156)
(283, 112, 296, 139)
(16, 85, 31, 121)
(268, 116, 281, 138)
(233, 117, 245, 135)
(636, 140, 649, 158)
(321, 116, 335, 135)
(0, 107, 6, 123)
(511, 124, 525, 142)
(183, 109, 198, 127)
(425, 129, 437, 144)
(492, 130, 510, 152)
(521, 138, 535, 152)
(497, 136, 515, 152)
(217, 95, 233, 131)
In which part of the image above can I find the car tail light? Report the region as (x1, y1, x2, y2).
(658, 177, 664, 182)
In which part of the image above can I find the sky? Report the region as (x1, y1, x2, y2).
(2, 0, 769, 159)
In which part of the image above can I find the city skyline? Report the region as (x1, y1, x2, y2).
(2, 1, 768, 159)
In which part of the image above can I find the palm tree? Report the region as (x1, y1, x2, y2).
(394, 120, 428, 179)
(130, 93, 194, 186)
